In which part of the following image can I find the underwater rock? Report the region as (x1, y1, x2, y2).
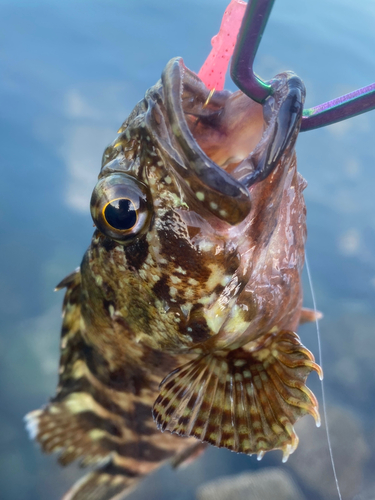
(196, 467, 306, 500)
(288, 405, 370, 500)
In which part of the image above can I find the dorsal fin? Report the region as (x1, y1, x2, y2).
(26, 270, 191, 500)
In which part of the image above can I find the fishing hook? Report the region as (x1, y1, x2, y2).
(230, 0, 375, 131)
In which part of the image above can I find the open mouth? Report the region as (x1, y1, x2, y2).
(181, 76, 265, 175)
(163, 57, 305, 192)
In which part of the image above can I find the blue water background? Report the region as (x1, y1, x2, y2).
(1, 0, 375, 499)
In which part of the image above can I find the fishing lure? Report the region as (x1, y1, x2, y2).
(25, 1, 375, 500)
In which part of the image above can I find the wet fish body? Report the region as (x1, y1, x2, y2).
(26, 58, 321, 500)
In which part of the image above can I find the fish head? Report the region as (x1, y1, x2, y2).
(86, 58, 305, 356)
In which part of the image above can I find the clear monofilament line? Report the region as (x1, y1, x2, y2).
(305, 254, 343, 500)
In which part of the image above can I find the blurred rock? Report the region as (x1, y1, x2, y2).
(196, 467, 306, 500)
(287, 406, 370, 500)
(322, 314, 375, 407)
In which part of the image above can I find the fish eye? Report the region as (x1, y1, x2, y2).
(90, 173, 152, 244)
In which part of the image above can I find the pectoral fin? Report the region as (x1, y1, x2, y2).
(153, 331, 322, 462)
(299, 307, 323, 324)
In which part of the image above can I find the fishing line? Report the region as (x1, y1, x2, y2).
(305, 253, 343, 500)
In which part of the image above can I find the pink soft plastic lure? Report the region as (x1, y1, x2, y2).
(198, 0, 246, 90)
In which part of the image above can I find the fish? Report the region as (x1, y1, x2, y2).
(25, 57, 322, 500)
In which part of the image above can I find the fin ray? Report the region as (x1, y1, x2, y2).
(62, 461, 138, 500)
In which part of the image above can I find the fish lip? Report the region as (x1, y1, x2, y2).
(162, 57, 249, 200)
(159, 57, 252, 225)
(234, 72, 306, 188)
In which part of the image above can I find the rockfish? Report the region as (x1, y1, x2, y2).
(26, 57, 321, 500)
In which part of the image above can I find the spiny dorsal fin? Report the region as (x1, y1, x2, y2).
(153, 330, 322, 462)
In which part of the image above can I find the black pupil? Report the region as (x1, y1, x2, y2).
(104, 198, 137, 230)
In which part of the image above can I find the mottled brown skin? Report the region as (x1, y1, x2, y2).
(26, 58, 320, 500)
